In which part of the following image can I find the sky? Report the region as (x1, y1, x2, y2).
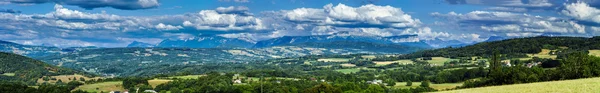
(0, 0, 599, 47)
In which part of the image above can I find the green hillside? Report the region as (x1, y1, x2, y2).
(0, 52, 84, 85)
(437, 77, 600, 93)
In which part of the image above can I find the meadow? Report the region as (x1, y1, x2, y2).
(74, 81, 124, 93)
(590, 50, 600, 57)
(437, 77, 600, 93)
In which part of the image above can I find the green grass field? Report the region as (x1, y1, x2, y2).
(317, 58, 350, 62)
(167, 75, 205, 79)
(393, 82, 462, 90)
(336, 68, 361, 74)
(437, 77, 600, 93)
(590, 50, 600, 57)
(1, 73, 15, 76)
(74, 81, 124, 93)
(148, 79, 172, 88)
(421, 57, 458, 66)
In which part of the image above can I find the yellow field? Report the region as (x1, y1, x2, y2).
(526, 49, 557, 59)
(374, 60, 413, 66)
(437, 77, 600, 93)
(37, 74, 102, 84)
(340, 63, 356, 67)
(590, 50, 600, 57)
(148, 79, 172, 88)
(317, 58, 350, 62)
(394, 82, 462, 90)
(168, 75, 205, 79)
(361, 55, 377, 59)
(74, 81, 125, 93)
(1, 73, 15, 76)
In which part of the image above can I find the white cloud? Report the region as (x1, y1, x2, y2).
(280, 3, 421, 28)
(155, 23, 183, 31)
(432, 11, 587, 34)
(562, 2, 600, 23)
(181, 10, 265, 31)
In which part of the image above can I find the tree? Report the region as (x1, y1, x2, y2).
(406, 80, 412, 86)
(56, 79, 64, 85)
(420, 80, 430, 87)
(305, 83, 342, 93)
(169, 87, 181, 93)
(80, 77, 86, 81)
(384, 79, 396, 86)
(363, 85, 385, 93)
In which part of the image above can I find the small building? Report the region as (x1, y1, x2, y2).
(233, 79, 242, 84)
(143, 90, 158, 93)
(367, 79, 383, 85)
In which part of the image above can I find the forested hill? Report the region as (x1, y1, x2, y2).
(0, 52, 86, 84)
(407, 36, 600, 58)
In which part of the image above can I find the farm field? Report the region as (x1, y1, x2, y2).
(526, 49, 557, 59)
(167, 75, 205, 79)
(148, 79, 172, 88)
(1, 73, 15, 76)
(37, 74, 102, 84)
(317, 58, 350, 62)
(393, 82, 462, 90)
(374, 60, 413, 66)
(437, 77, 600, 93)
(74, 81, 124, 93)
(340, 63, 356, 67)
(590, 50, 600, 57)
(335, 68, 375, 74)
(420, 57, 458, 66)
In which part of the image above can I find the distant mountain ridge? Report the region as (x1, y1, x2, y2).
(0, 40, 94, 58)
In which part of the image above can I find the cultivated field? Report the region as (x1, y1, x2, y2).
(340, 63, 356, 67)
(317, 58, 350, 62)
(37, 74, 102, 84)
(590, 50, 600, 57)
(437, 77, 600, 93)
(74, 81, 124, 93)
(526, 49, 557, 59)
(393, 82, 462, 90)
(374, 60, 413, 66)
(420, 57, 458, 66)
(148, 79, 173, 88)
(167, 75, 205, 79)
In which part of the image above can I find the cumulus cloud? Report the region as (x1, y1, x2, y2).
(278, 3, 421, 29)
(216, 6, 253, 16)
(1, 0, 159, 10)
(431, 11, 587, 34)
(155, 23, 183, 31)
(0, 4, 267, 47)
(181, 10, 265, 31)
(562, 2, 600, 24)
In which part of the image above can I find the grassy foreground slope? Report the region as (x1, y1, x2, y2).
(437, 77, 600, 93)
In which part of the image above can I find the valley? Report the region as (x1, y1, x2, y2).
(1, 36, 600, 93)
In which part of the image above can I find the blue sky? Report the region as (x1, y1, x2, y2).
(0, 0, 599, 47)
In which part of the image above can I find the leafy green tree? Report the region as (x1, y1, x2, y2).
(406, 80, 412, 86)
(363, 85, 384, 93)
(420, 80, 430, 87)
(305, 83, 342, 93)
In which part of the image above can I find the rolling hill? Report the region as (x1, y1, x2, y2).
(408, 36, 600, 58)
(0, 52, 85, 84)
(437, 77, 600, 93)
(40, 41, 425, 76)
